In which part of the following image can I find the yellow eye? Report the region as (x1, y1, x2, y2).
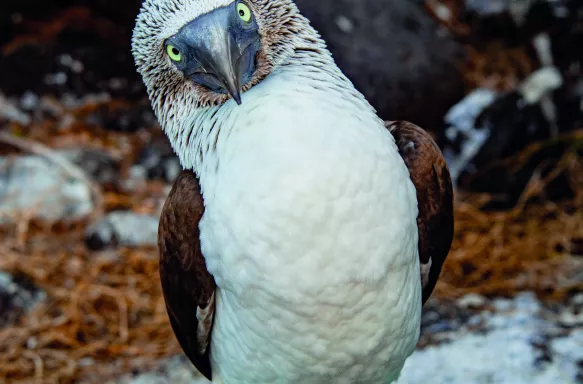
(166, 44, 182, 62)
(237, 2, 252, 23)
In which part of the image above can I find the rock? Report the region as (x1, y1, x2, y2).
(88, 102, 156, 133)
(113, 356, 208, 384)
(85, 211, 158, 250)
(419, 300, 480, 345)
(0, 92, 31, 125)
(441, 67, 574, 204)
(552, 329, 583, 362)
(19, 91, 40, 111)
(119, 165, 148, 192)
(466, 0, 542, 27)
(61, 148, 120, 186)
(442, 1, 583, 200)
(558, 311, 583, 328)
(291, 0, 466, 132)
(464, 0, 578, 42)
(399, 293, 583, 384)
(0, 271, 46, 327)
(135, 137, 181, 182)
(457, 293, 488, 309)
(444, 67, 562, 174)
(442, 88, 498, 183)
(0, 154, 93, 224)
(572, 294, 583, 306)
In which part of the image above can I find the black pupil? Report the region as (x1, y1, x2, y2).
(172, 47, 179, 56)
(239, 9, 245, 16)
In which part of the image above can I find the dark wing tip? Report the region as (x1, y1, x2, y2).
(386, 121, 454, 305)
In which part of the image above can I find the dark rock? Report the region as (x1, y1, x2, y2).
(294, 0, 465, 132)
(64, 148, 120, 186)
(440, 67, 579, 206)
(464, 0, 580, 44)
(85, 101, 156, 133)
(419, 298, 480, 343)
(0, 4, 142, 98)
(135, 137, 181, 182)
(0, 271, 46, 327)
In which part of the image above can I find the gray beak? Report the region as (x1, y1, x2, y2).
(190, 14, 243, 104)
(168, 4, 260, 105)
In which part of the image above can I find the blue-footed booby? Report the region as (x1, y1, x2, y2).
(132, 1, 454, 382)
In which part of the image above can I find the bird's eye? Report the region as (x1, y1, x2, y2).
(166, 44, 182, 62)
(237, 2, 252, 23)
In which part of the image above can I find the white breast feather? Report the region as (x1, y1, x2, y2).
(168, 61, 421, 383)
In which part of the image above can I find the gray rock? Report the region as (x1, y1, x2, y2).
(399, 293, 583, 384)
(61, 148, 120, 185)
(0, 271, 46, 327)
(0, 92, 31, 125)
(558, 311, 583, 328)
(443, 88, 497, 183)
(457, 293, 488, 309)
(19, 91, 40, 111)
(85, 211, 159, 250)
(0, 154, 94, 224)
(113, 356, 208, 384)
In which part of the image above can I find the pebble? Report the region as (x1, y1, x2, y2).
(85, 211, 159, 251)
(0, 92, 31, 125)
(0, 271, 46, 328)
(457, 293, 487, 309)
(113, 356, 208, 384)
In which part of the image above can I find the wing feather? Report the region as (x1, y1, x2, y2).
(158, 170, 215, 379)
(386, 121, 454, 304)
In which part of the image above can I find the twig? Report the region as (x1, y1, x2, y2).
(0, 131, 104, 223)
(22, 350, 44, 384)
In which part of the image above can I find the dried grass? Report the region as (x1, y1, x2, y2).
(0, 237, 180, 383)
(435, 132, 583, 299)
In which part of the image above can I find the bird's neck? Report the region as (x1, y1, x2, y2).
(166, 31, 378, 190)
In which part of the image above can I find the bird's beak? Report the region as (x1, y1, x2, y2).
(196, 26, 243, 105)
(174, 5, 260, 105)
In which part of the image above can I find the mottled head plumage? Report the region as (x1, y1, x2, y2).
(132, 0, 324, 131)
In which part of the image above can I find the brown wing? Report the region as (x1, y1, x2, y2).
(158, 170, 216, 380)
(386, 121, 454, 305)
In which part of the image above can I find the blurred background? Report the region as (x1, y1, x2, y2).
(0, 0, 582, 383)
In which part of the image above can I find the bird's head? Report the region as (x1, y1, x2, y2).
(132, 0, 308, 120)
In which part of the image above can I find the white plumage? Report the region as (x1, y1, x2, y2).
(188, 57, 421, 383)
(131, 0, 448, 382)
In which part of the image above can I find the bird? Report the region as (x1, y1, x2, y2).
(131, 0, 454, 383)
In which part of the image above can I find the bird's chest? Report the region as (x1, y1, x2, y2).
(195, 104, 421, 382)
(198, 117, 418, 295)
